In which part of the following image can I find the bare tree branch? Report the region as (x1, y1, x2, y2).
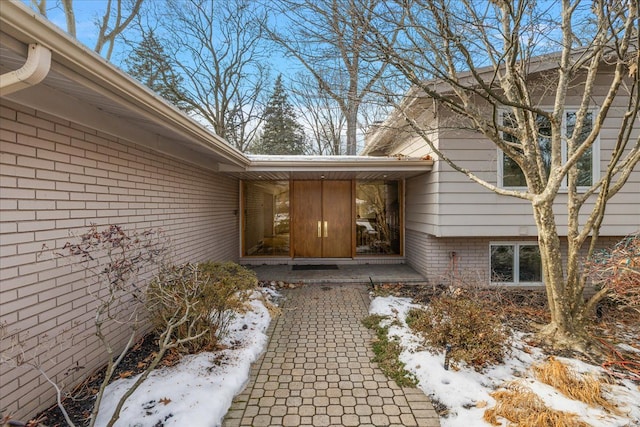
(364, 0, 639, 353)
(266, 0, 397, 155)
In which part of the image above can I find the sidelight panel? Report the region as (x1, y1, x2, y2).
(242, 181, 290, 256)
(355, 180, 401, 255)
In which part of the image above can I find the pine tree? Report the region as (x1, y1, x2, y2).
(125, 31, 188, 110)
(252, 75, 306, 155)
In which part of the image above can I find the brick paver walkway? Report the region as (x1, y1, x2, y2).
(223, 284, 440, 427)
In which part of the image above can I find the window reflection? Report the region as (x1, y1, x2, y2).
(491, 245, 514, 282)
(356, 181, 400, 255)
(502, 111, 594, 188)
(491, 243, 541, 284)
(243, 181, 290, 256)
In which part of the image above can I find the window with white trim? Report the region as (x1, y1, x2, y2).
(490, 243, 542, 284)
(499, 111, 598, 188)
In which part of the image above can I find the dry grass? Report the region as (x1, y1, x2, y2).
(532, 356, 617, 413)
(484, 381, 591, 427)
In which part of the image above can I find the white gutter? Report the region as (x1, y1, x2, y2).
(0, 43, 51, 96)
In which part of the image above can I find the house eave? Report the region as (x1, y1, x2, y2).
(0, 0, 249, 170)
(221, 155, 433, 180)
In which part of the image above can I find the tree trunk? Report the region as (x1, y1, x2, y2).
(346, 104, 358, 155)
(533, 201, 594, 353)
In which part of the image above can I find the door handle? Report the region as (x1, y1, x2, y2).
(323, 221, 328, 237)
(318, 221, 322, 238)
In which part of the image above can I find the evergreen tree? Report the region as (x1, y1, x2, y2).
(125, 31, 188, 110)
(252, 75, 306, 155)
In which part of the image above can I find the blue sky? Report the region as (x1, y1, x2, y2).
(29, 0, 104, 47)
(22, 0, 298, 75)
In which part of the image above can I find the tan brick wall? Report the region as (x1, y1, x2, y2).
(405, 231, 491, 285)
(0, 100, 239, 419)
(405, 228, 621, 287)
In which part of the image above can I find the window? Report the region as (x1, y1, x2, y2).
(499, 111, 597, 188)
(566, 112, 594, 187)
(490, 243, 542, 284)
(242, 181, 290, 256)
(355, 180, 401, 255)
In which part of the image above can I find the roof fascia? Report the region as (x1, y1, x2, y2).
(0, 1, 249, 168)
(244, 157, 433, 173)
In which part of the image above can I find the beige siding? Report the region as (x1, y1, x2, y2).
(405, 172, 439, 235)
(0, 100, 239, 419)
(400, 117, 441, 236)
(392, 75, 639, 238)
(431, 99, 639, 237)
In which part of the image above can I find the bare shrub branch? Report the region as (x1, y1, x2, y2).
(586, 233, 640, 311)
(2, 225, 169, 427)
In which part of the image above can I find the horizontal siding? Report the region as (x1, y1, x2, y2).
(399, 73, 640, 237)
(405, 173, 439, 234)
(0, 100, 239, 420)
(395, 116, 440, 233)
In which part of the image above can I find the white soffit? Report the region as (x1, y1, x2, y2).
(222, 155, 433, 180)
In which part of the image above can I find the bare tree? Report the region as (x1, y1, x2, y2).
(30, 0, 144, 60)
(266, 0, 397, 155)
(139, 0, 269, 152)
(366, 0, 639, 352)
(290, 72, 347, 155)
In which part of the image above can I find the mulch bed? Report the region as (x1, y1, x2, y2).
(33, 333, 178, 427)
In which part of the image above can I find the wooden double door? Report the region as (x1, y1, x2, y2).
(292, 180, 352, 258)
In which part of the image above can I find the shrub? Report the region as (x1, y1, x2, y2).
(147, 261, 258, 354)
(406, 295, 508, 370)
(587, 233, 640, 310)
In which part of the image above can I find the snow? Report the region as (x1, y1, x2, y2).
(95, 289, 275, 427)
(369, 295, 640, 427)
(89, 289, 639, 427)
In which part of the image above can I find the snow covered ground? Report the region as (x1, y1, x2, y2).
(370, 295, 640, 427)
(90, 288, 638, 427)
(95, 288, 278, 427)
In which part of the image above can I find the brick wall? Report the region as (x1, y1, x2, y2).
(405, 230, 491, 285)
(405, 228, 621, 287)
(0, 100, 239, 419)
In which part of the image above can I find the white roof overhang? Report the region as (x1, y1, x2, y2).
(1, 1, 432, 181)
(0, 1, 248, 171)
(222, 155, 433, 180)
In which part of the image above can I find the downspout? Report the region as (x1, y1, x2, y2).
(0, 43, 51, 96)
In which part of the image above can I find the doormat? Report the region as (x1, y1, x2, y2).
(292, 264, 339, 271)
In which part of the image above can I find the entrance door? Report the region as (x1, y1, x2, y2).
(292, 180, 352, 258)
